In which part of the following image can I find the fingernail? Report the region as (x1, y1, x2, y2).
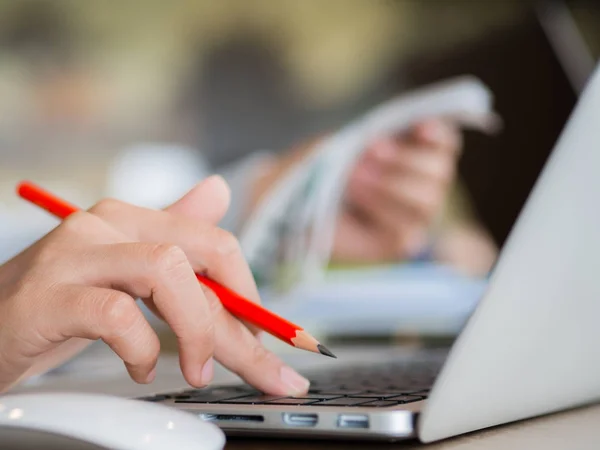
(280, 366, 310, 395)
(201, 358, 214, 385)
(145, 368, 156, 384)
(206, 174, 226, 186)
(203, 174, 231, 197)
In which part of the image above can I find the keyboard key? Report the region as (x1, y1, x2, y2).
(313, 397, 374, 407)
(346, 393, 397, 399)
(262, 398, 322, 405)
(384, 395, 424, 403)
(216, 395, 286, 404)
(307, 386, 344, 393)
(181, 387, 258, 396)
(161, 352, 444, 406)
(292, 394, 344, 400)
(174, 392, 249, 403)
(138, 395, 169, 402)
(359, 400, 401, 408)
(309, 389, 364, 396)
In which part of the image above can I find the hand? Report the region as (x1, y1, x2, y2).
(332, 119, 462, 262)
(0, 176, 309, 395)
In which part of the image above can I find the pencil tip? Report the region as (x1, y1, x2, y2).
(317, 344, 337, 359)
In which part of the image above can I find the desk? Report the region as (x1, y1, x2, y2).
(13, 343, 600, 449)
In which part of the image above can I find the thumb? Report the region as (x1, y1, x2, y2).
(165, 175, 231, 224)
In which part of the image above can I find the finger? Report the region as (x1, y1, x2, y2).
(354, 141, 456, 187)
(89, 199, 261, 311)
(163, 175, 260, 334)
(348, 166, 448, 224)
(76, 242, 215, 388)
(48, 210, 131, 248)
(201, 288, 310, 395)
(410, 119, 462, 152)
(47, 285, 160, 384)
(362, 120, 461, 166)
(381, 174, 448, 222)
(165, 175, 231, 224)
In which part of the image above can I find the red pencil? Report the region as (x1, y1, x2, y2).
(16, 181, 335, 358)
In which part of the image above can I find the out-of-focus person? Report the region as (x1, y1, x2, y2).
(109, 119, 497, 280)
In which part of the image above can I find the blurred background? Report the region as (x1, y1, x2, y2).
(0, 0, 597, 383)
(0, 0, 598, 263)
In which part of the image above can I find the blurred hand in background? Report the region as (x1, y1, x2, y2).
(334, 119, 460, 263)
(250, 119, 497, 275)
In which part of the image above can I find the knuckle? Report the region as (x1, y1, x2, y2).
(149, 244, 188, 272)
(89, 198, 125, 217)
(148, 244, 192, 285)
(59, 211, 99, 236)
(32, 239, 63, 267)
(211, 228, 241, 257)
(99, 292, 138, 335)
(37, 213, 98, 265)
(249, 342, 272, 367)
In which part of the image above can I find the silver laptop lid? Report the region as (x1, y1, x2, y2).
(419, 63, 600, 442)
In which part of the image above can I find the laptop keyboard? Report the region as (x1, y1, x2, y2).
(139, 355, 444, 408)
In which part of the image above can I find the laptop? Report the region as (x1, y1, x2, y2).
(141, 21, 600, 448)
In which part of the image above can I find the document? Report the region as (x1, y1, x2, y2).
(240, 76, 500, 292)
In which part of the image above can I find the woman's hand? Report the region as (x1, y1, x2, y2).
(0, 176, 309, 395)
(250, 119, 463, 263)
(333, 119, 462, 262)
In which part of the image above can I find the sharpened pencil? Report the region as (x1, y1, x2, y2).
(16, 180, 336, 359)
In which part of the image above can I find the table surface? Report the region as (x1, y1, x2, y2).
(12, 343, 600, 450)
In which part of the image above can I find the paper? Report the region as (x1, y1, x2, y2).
(240, 76, 500, 291)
